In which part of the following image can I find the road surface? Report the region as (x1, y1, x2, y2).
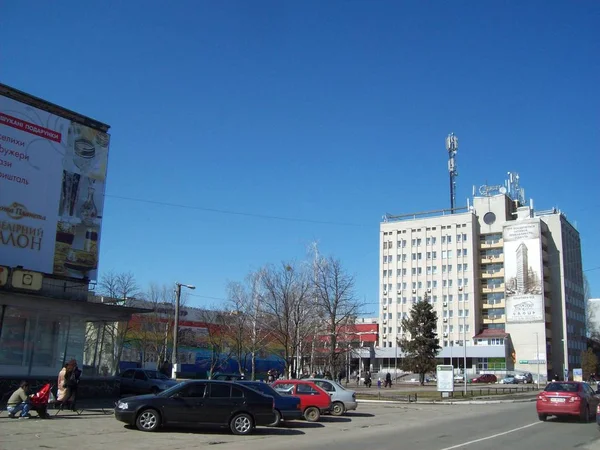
(0, 401, 598, 450)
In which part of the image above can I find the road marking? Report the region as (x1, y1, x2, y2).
(437, 422, 542, 450)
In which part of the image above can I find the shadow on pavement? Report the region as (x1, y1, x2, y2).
(546, 416, 597, 425)
(123, 424, 307, 435)
(282, 421, 325, 429)
(320, 416, 351, 423)
(345, 412, 375, 418)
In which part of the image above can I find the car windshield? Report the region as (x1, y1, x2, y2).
(545, 382, 579, 392)
(145, 370, 169, 380)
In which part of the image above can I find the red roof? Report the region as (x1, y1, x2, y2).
(473, 329, 509, 339)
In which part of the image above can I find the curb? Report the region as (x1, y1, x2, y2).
(357, 397, 537, 405)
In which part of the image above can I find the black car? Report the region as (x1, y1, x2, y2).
(119, 368, 179, 396)
(237, 381, 302, 426)
(114, 380, 275, 435)
(211, 372, 246, 381)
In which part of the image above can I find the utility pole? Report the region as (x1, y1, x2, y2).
(171, 282, 195, 379)
(535, 332, 540, 389)
(463, 315, 467, 396)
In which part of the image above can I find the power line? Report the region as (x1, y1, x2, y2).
(103, 193, 367, 227)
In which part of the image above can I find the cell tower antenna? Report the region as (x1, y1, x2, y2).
(445, 133, 458, 213)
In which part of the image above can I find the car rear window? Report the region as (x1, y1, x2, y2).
(545, 383, 579, 392)
(210, 384, 232, 398)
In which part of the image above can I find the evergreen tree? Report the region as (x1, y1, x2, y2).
(399, 298, 441, 385)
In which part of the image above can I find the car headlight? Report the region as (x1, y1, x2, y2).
(117, 401, 129, 410)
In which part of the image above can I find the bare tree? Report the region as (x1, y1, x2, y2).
(584, 274, 597, 337)
(313, 256, 361, 375)
(91, 271, 141, 374)
(259, 262, 313, 377)
(225, 281, 253, 375)
(195, 307, 235, 378)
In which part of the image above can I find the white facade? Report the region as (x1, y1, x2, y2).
(379, 190, 586, 379)
(379, 210, 479, 349)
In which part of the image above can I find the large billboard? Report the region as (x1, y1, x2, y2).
(0, 93, 109, 280)
(503, 221, 544, 323)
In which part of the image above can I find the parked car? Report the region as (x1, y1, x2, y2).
(536, 381, 600, 422)
(119, 368, 179, 396)
(515, 372, 534, 384)
(236, 381, 302, 426)
(272, 380, 331, 422)
(499, 376, 518, 384)
(471, 374, 498, 384)
(211, 372, 246, 381)
(114, 380, 275, 434)
(310, 378, 358, 416)
(453, 374, 465, 383)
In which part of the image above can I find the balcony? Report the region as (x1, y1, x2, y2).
(543, 266, 550, 278)
(482, 284, 505, 294)
(483, 314, 506, 324)
(544, 281, 551, 292)
(482, 269, 505, 279)
(482, 300, 505, 309)
(481, 254, 504, 264)
(480, 239, 504, 249)
(541, 234, 548, 248)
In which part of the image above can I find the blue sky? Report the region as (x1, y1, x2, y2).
(2, 1, 599, 311)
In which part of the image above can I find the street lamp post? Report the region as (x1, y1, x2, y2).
(534, 332, 540, 389)
(172, 282, 196, 379)
(463, 315, 467, 396)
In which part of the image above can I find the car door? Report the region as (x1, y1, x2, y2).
(163, 382, 207, 424)
(120, 369, 135, 394)
(583, 383, 599, 411)
(203, 383, 238, 425)
(132, 370, 150, 394)
(314, 380, 335, 397)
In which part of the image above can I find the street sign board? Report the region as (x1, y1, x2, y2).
(573, 368, 582, 382)
(437, 365, 454, 392)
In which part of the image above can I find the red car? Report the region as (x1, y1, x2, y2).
(271, 380, 331, 422)
(537, 381, 600, 422)
(471, 374, 497, 384)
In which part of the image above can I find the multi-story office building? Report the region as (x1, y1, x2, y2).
(378, 176, 586, 380)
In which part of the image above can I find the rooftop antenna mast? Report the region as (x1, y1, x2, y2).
(446, 133, 458, 213)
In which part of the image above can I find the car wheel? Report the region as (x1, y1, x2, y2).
(268, 409, 282, 427)
(136, 409, 161, 432)
(538, 414, 547, 422)
(331, 402, 345, 416)
(230, 413, 253, 435)
(580, 406, 590, 423)
(304, 407, 320, 422)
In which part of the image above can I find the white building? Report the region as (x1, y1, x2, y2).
(589, 298, 600, 337)
(378, 176, 586, 380)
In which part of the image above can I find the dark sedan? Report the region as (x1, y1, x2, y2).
(114, 380, 275, 435)
(237, 381, 302, 426)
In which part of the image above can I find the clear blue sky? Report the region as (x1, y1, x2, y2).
(2, 1, 599, 312)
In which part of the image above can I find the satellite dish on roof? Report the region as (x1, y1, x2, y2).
(499, 186, 507, 194)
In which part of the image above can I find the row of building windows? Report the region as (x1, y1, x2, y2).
(381, 292, 472, 305)
(382, 278, 471, 289)
(383, 264, 471, 276)
(381, 309, 471, 320)
(382, 224, 469, 237)
(382, 249, 470, 262)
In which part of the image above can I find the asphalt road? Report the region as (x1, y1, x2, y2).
(1, 401, 598, 450)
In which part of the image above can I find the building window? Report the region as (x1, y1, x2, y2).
(433, 295, 438, 302)
(448, 280, 453, 287)
(417, 267, 422, 275)
(462, 233, 467, 241)
(464, 293, 469, 301)
(465, 324, 470, 332)
(448, 265, 453, 273)
(389, 255, 393, 262)
(449, 325, 454, 332)
(418, 281, 423, 289)
(432, 237, 437, 245)
(442, 250, 447, 259)
(447, 235, 452, 243)
(412, 239, 416, 247)
(448, 250, 453, 258)
(427, 266, 432, 275)
(432, 280, 438, 288)
(426, 237, 431, 245)
(432, 251, 437, 259)
(463, 263, 468, 271)
(427, 252, 431, 260)
(402, 297, 407, 304)
(458, 279, 463, 287)
(412, 253, 417, 261)
(412, 268, 416, 275)
(462, 249, 468, 256)
(448, 294, 453, 302)
(442, 236, 446, 244)
(442, 265, 447, 273)
(417, 238, 422, 246)
(412, 282, 416, 289)
(417, 253, 422, 260)
(458, 293, 463, 302)
(432, 266, 438, 275)
(402, 254, 407, 262)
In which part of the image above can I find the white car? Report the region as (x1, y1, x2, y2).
(309, 379, 358, 416)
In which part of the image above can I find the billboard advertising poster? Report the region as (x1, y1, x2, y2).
(0, 95, 109, 280)
(503, 221, 544, 323)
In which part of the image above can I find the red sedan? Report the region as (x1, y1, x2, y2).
(272, 380, 331, 422)
(536, 381, 600, 422)
(471, 374, 497, 384)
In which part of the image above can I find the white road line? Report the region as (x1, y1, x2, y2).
(437, 422, 542, 450)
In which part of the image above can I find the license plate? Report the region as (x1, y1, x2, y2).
(550, 398, 566, 403)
